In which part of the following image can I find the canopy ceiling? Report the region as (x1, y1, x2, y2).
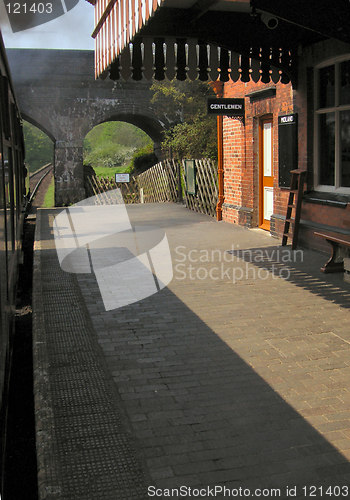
(87, 0, 350, 84)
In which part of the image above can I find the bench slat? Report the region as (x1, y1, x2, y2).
(315, 232, 350, 248)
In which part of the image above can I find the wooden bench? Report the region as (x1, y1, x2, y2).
(314, 232, 350, 273)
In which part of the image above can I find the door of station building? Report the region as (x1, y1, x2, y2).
(259, 118, 274, 230)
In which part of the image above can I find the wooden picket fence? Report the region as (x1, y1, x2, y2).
(137, 159, 178, 203)
(84, 158, 218, 217)
(85, 174, 139, 204)
(181, 159, 218, 218)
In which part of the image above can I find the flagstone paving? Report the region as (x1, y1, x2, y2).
(34, 204, 350, 499)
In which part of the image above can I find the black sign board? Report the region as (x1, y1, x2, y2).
(278, 114, 298, 188)
(207, 98, 245, 118)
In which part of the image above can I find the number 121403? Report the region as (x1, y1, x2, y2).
(6, 3, 53, 14)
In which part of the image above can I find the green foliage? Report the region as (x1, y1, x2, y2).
(128, 143, 158, 174)
(23, 121, 53, 172)
(85, 121, 151, 151)
(151, 80, 217, 160)
(151, 80, 215, 124)
(84, 121, 152, 170)
(84, 142, 133, 169)
(162, 115, 217, 160)
(42, 177, 55, 208)
(92, 166, 131, 179)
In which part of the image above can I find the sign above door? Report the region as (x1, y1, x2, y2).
(207, 98, 245, 118)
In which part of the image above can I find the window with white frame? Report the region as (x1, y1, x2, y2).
(314, 56, 350, 193)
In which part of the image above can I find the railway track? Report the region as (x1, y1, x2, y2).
(28, 163, 53, 211)
(29, 163, 53, 196)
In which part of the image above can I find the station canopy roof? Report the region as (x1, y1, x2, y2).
(87, 0, 350, 85)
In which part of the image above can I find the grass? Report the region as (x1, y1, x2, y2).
(42, 177, 55, 208)
(89, 165, 131, 179)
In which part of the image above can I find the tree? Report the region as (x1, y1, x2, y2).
(150, 80, 217, 160)
(23, 121, 53, 172)
(83, 122, 153, 169)
(84, 121, 152, 153)
(161, 116, 217, 160)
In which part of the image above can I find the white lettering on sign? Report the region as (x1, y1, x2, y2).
(281, 116, 294, 123)
(210, 104, 243, 110)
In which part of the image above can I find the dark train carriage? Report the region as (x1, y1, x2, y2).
(0, 31, 27, 489)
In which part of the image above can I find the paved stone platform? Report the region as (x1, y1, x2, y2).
(33, 204, 350, 499)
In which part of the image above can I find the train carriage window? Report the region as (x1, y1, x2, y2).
(15, 150, 22, 215)
(4, 148, 15, 255)
(9, 104, 19, 222)
(0, 76, 10, 140)
(10, 148, 18, 229)
(10, 104, 18, 146)
(0, 146, 7, 253)
(0, 143, 7, 399)
(17, 123, 26, 208)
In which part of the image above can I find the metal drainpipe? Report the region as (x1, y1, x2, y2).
(210, 81, 224, 221)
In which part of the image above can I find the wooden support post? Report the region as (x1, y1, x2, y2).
(209, 81, 225, 222)
(216, 114, 224, 221)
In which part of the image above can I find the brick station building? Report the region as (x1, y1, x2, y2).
(218, 78, 294, 235)
(87, 0, 350, 250)
(219, 39, 350, 249)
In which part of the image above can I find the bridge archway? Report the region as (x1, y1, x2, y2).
(83, 119, 156, 179)
(22, 118, 54, 187)
(6, 48, 172, 206)
(84, 111, 165, 160)
(22, 113, 56, 144)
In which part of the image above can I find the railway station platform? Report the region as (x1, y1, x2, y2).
(33, 204, 350, 500)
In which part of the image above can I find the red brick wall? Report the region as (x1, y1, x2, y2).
(299, 202, 350, 251)
(220, 40, 350, 250)
(222, 116, 245, 224)
(221, 79, 294, 235)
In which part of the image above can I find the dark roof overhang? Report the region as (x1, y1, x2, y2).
(251, 0, 350, 45)
(91, 0, 350, 84)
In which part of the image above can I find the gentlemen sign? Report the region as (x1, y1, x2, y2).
(207, 98, 245, 117)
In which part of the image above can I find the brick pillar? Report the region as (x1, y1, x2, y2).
(222, 117, 250, 225)
(54, 140, 85, 206)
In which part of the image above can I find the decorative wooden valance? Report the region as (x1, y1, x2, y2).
(104, 37, 293, 84)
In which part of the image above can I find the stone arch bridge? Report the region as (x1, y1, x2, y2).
(7, 49, 171, 205)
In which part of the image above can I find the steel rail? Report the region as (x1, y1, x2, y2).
(28, 164, 53, 206)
